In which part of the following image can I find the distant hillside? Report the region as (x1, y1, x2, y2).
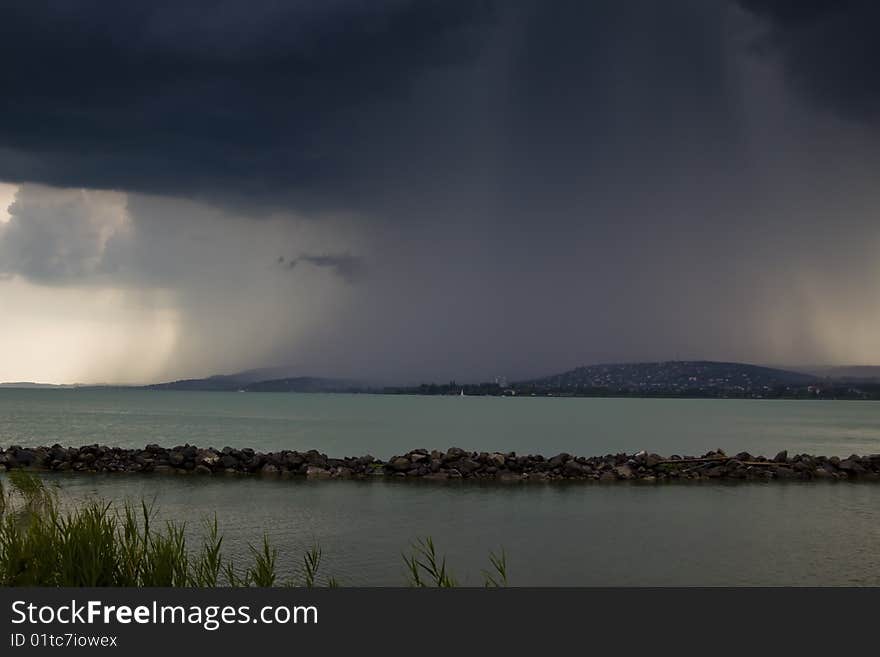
(147, 368, 361, 392)
(243, 377, 361, 393)
(148, 366, 302, 391)
(795, 365, 880, 381)
(148, 375, 251, 392)
(518, 361, 816, 395)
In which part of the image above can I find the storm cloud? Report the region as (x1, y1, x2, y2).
(1, 1, 880, 384)
(0, 185, 129, 284)
(735, 0, 880, 121)
(0, 0, 496, 209)
(282, 254, 367, 284)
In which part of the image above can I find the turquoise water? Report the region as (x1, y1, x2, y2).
(4, 389, 880, 585)
(2, 389, 880, 458)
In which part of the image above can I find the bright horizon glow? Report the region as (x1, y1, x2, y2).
(0, 183, 360, 384)
(0, 278, 179, 385)
(0, 181, 17, 222)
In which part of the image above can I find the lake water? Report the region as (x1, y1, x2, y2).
(3, 388, 880, 458)
(3, 389, 880, 586)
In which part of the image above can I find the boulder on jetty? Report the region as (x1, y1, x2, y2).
(1, 444, 880, 483)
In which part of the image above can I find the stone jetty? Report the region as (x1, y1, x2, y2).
(1, 444, 880, 482)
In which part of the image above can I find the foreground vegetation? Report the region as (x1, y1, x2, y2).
(0, 472, 506, 587)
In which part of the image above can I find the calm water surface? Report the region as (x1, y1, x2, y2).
(3, 388, 880, 457)
(3, 389, 880, 586)
(27, 474, 880, 586)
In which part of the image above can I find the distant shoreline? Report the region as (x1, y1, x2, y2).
(7, 359, 880, 399)
(3, 386, 880, 402)
(2, 444, 878, 483)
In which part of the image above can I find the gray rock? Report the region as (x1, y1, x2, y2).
(614, 464, 634, 480)
(388, 457, 411, 472)
(563, 461, 585, 477)
(9, 441, 880, 487)
(11, 448, 36, 467)
(50, 446, 69, 462)
(839, 459, 866, 474)
(774, 466, 797, 479)
(195, 449, 219, 467)
(445, 447, 467, 460)
(453, 458, 481, 475)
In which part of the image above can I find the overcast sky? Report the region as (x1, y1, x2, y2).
(2, 0, 880, 384)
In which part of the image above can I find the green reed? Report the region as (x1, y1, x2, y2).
(0, 472, 508, 587)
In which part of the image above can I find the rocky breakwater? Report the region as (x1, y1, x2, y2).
(2, 444, 880, 482)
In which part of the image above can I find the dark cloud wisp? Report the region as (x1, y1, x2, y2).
(281, 253, 367, 284)
(735, 0, 880, 121)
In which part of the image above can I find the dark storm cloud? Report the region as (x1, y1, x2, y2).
(0, 0, 746, 216)
(735, 0, 880, 121)
(5, 0, 880, 384)
(283, 253, 367, 284)
(0, 0, 495, 207)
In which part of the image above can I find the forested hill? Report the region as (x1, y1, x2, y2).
(517, 361, 816, 395)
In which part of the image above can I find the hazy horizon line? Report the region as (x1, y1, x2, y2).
(6, 359, 880, 388)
